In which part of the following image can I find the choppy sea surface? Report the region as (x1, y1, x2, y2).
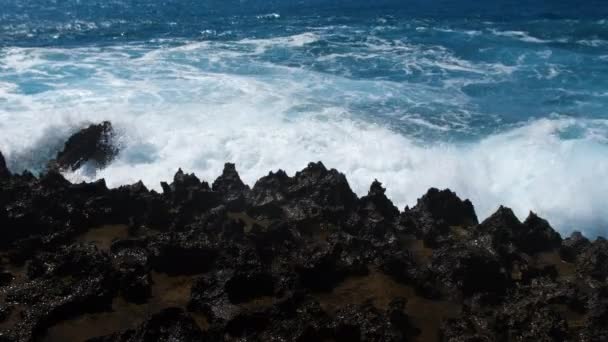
(1, 0, 607, 237)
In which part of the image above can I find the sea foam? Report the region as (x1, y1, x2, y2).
(0, 33, 607, 238)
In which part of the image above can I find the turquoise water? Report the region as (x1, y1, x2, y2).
(0, 0, 607, 236)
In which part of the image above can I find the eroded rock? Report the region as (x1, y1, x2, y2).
(50, 121, 118, 172)
(0, 151, 10, 179)
(0, 161, 604, 341)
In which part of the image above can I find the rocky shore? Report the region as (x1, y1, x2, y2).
(0, 123, 606, 341)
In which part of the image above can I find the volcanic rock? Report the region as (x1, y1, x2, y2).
(90, 308, 207, 342)
(0, 160, 604, 341)
(212, 163, 250, 210)
(560, 231, 591, 262)
(0, 151, 9, 179)
(412, 188, 478, 227)
(400, 188, 478, 248)
(50, 121, 118, 171)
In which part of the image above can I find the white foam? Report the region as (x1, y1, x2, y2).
(256, 13, 281, 19)
(0, 43, 607, 238)
(400, 116, 450, 131)
(434, 28, 482, 36)
(238, 32, 320, 54)
(577, 39, 608, 47)
(489, 29, 551, 44)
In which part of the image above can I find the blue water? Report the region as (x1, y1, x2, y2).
(0, 0, 607, 237)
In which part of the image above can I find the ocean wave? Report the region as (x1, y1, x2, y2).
(577, 39, 608, 47)
(1, 31, 607, 238)
(41, 114, 608, 240)
(1, 50, 606, 237)
(256, 13, 281, 20)
(488, 29, 552, 44)
(238, 32, 320, 54)
(434, 28, 482, 36)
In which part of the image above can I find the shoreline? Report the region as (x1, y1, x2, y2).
(1, 144, 607, 340)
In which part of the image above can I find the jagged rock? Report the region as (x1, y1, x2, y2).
(188, 269, 240, 324)
(575, 237, 608, 281)
(3, 244, 117, 341)
(400, 188, 477, 248)
(476, 206, 560, 255)
(413, 188, 478, 227)
(0, 161, 604, 341)
(295, 241, 367, 292)
(249, 169, 291, 208)
(212, 163, 250, 210)
(50, 121, 118, 171)
(560, 231, 591, 263)
(0, 151, 10, 179)
(429, 242, 509, 300)
(249, 162, 358, 222)
(110, 239, 153, 303)
(360, 180, 400, 222)
(162, 169, 221, 227)
(520, 212, 563, 254)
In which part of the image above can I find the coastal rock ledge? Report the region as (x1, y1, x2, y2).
(0, 156, 606, 341)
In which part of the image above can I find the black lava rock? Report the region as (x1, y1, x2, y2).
(50, 121, 118, 171)
(0, 157, 604, 341)
(0, 151, 9, 179)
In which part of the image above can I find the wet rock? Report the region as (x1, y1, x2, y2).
(162, 169, 221, 229)
(328, 301, 415, 341)
(520, 212, 563, 254)
(0, 271, 14, 287)
(50, 121, 118, 171)
(441, 313, 495, 342)
(188, 269, 239, 323)
(212, 163, 250, 211)
(249, 169, 292, 209)
(0, 151, 10, 179)
(359, 180, 399, 223)
(149, 236, 217, 276)
(90, 308, 206, 342)
(295, 241, 367, 292)
(429, 242, 508, 300)
(3, 246, 117, 341)
(0, 160, 604, 341)
(109, 239, 153, 303)
(105, 181, 170, 229)
(380, 249, 428, 293)
(225, 271, 275, 304)
(476, 206, 560, 255)
(412, 188, 478, 227)
(400, 188, 478, 248)
(496, 294, 571, 341)
(575, 237, 608, 281)
(560, 231, 591, 262)
(249, 162, 358, 222)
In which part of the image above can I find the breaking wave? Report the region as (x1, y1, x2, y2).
(1, 3, 608, 238)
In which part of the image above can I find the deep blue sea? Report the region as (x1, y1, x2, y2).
(1, 0, 607, 236)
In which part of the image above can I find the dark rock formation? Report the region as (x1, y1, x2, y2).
(50, 121, 118, 171)
(212, 163, 250, 211)
(0, 152, 605, 341)
(412, 188, 478, 227)
(90, 308, 209, 342)
(0, 151, 9, 179)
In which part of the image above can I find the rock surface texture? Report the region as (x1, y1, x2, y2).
(49, 121, 118, 172)
(0, 148, 606, 341)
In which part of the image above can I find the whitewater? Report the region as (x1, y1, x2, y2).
(1, 0, 607, 237)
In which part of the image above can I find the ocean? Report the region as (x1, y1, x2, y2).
(0, 0, 607, 237)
